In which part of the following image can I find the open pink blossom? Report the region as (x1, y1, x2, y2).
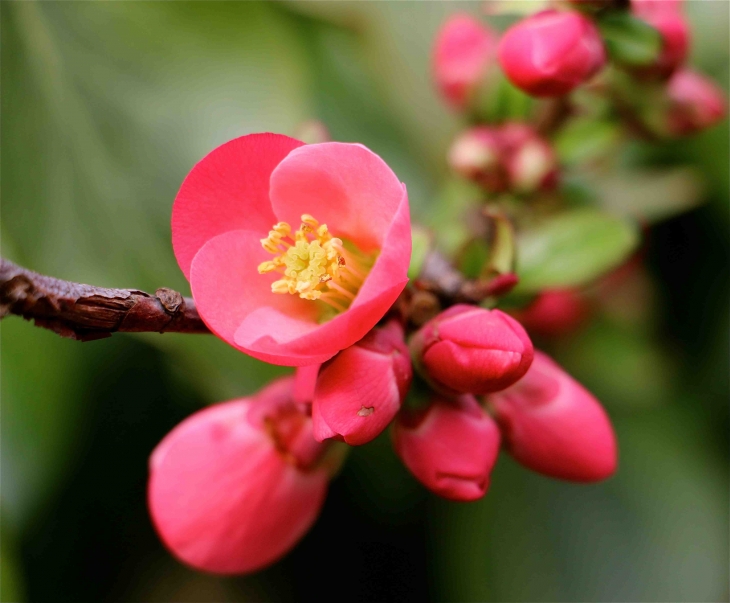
(498, 10, 606, 97)
(488, 351, 617, 482)
(433, 14, 498, 110)
(312, 320, 412, 446)
(392, 395, 501, 502)
(172, 133, 411, 366)
(148, 377, 332, 574)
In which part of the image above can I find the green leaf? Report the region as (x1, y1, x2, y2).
(408, 226, 432, 280)
(593, 168, 705, 223)
(554, 118, 621, 166)
(515, 209, 639, 292)
(598, 12, 663, 67)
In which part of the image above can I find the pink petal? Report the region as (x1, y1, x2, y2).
(268, 142, 406, 253)
(293, 364, 321, 404)
(489, 350, 618, 482)
(314, 346, 402, 446)
(148, 398, 328, 574)
(189, 229, 322, 363)
(172, 133, 303, 279)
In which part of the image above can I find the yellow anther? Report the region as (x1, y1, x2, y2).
(259, 213, 371, 311)
(257, 261, 279, 274)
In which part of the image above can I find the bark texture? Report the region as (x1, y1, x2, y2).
(0, 257, 209, 341)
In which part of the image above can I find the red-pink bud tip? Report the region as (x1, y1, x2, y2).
(433, 14, 498, 110)
(393, 395, 501, 502)
(488, 351, 618, 482)
(498, 10, 606, 97)
(411, 304, 534, 395)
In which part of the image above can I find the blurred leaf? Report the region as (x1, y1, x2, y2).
(598, 12, 663, 67)
(0, 525, 25, 603)
(515, 209, 640, 292)
(408, 226, 433, 280)
(551, 317, 677, 410)
(477, 73, 534, 123)
(555, 118, 621, 166)
(484, 0, 549, 16)
(594, 168, 705, 223)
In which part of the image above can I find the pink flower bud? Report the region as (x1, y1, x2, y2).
(148, 377, 331, 574)
(510, 288, 591, 337)
(632, 0, 689, 79)
(312, 321, 412, 445)
(433, 14, 498, 110)
(449, 124, 558, 195)
(498, 10, 606, 97)
(392, 395, 501, 501)
(666, 69, 727, 136)
(488, 351, 617, 482)
(499, 123, 559, 194)
(448, 127, 506, 191)
(411, 304, 534, 395)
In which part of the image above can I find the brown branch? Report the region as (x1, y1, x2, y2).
(0, 257, 210, 341)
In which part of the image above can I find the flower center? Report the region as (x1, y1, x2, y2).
(257, 214, 372, 312)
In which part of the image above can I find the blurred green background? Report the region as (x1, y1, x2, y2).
(1, 2, 728, 601)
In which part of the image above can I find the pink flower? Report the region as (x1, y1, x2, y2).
(410, 304, 534, 395)
(498, 10, 606, 97)
(666, 69, 727, 136)
(312, 321, 412, 445)
(172, 133, 411, 366)
(148, 377, 333, 574)
(488, 351, 617, 482)
(392, 394, 501, 502)
(632, 0, 689, 79)
(433, 14, 498, 110)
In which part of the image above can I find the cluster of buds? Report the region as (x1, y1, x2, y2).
(449, 123, 558, 195)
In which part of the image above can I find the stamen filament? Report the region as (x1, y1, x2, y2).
(327, 281, 356, 300)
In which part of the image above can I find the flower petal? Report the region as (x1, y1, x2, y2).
(172, 133, 303, 279)
(269, 142, 405, 252)
(148, 398, 328, 574)
(189, 229, 321, 362)
(314, 346, 402, 446)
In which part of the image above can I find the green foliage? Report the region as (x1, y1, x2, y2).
(598, 12, 663, 67)
(515, 209, 640, 292)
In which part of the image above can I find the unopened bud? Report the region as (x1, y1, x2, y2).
(488, 351, 617, 482)
(666, 69, 727, 136)
(411, 304, 534, 395)
(433, 14, 499, 110)
(498, 10, 606, 97)
(393, 395, 500, 501)
(632, 0, 689, 79)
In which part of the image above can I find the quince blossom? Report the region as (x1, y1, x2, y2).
(172, 133, 411, 366)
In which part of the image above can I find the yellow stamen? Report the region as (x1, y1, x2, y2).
(259, 213, 373, 310)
